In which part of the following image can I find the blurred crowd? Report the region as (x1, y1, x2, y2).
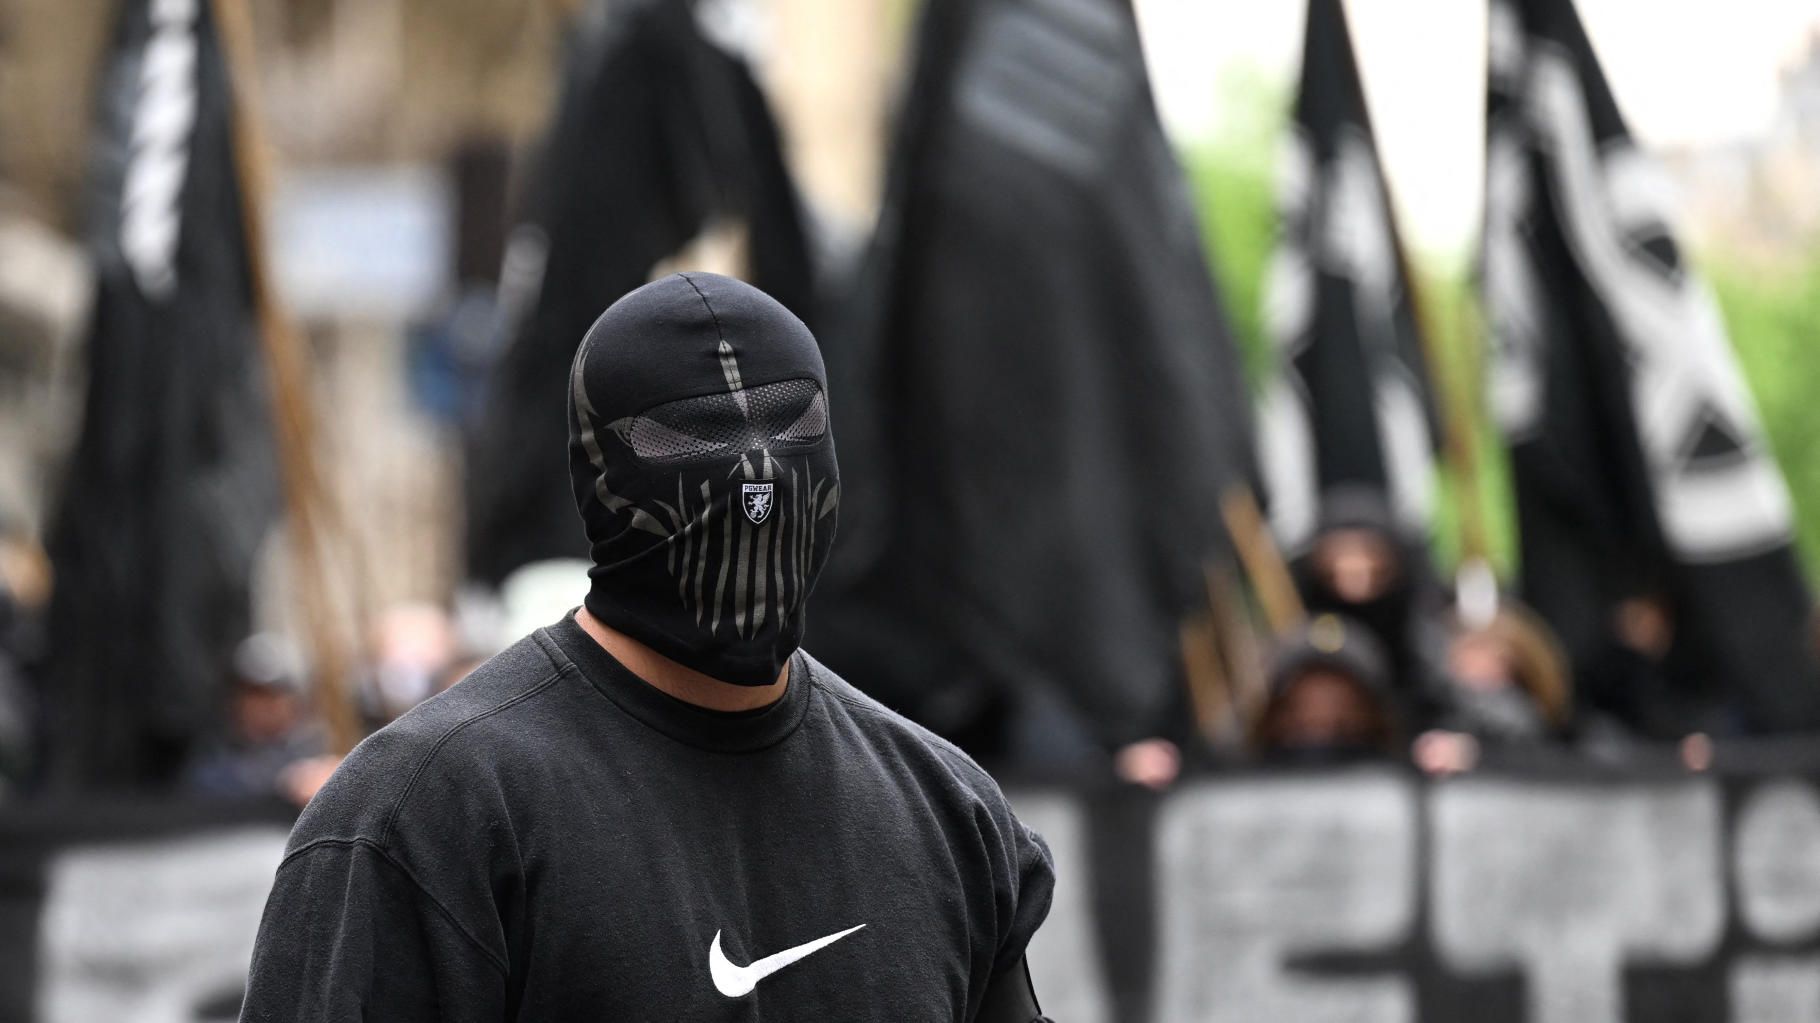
(1208, 486, 1735, 783)
(0, 539, 516, 804)
(0, 473, 1757, 806)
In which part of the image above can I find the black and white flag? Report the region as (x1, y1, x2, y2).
(811, 0, 1253, 752)
(1483, 0, 1820, 729)
(1257, 0, 1439, 553)
(464, 0, 814, 587)
(44, 0, 279, 786)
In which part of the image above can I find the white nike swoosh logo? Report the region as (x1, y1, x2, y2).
(708, 923, 867, 997)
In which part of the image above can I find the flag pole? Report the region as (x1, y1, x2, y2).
(1219, 485, 1305, 636)
(1447, 290, 1493, 565)
(1181, 556, 1277, 745)
(1339, 0, 1493, 572)
(1205, 559, 1271, 734)
(211, 0, 362, 756)
(1399, 251, 1494, 571)
(1178, 607, 1234, 743)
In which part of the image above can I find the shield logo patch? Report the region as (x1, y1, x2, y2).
(741, 482, 775, 525)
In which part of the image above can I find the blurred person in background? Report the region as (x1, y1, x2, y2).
(241, 275, 1054, 1021)
(1294, 486, 1450, 729)
(1580, 592, 1703, 739)
(1413, 604, 1570, 776)
(1576, 592, 1728, 771)
(361, 601, 459, 726)
(0, 530, 48, 793)
(1252, 614, 1399, 764)
(182, 633, 327, 805)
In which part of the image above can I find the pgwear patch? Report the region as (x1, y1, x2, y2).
(742, 481, 775, 525)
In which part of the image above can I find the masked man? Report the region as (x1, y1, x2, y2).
(240, 273, 1054, 1021)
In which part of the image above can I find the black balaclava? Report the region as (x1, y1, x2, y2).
(568, 272, 839, 685)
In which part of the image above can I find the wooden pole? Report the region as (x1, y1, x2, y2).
(1219, 486, 1305, 637)
(1446, 290, 1493, 565)
(1401, 264, 1492, 567)
(212, 0, 362, 755)
(1178, 604, 1234, 743)
(1205, 561, 1270, 735)
(1339, 0, 1491, 568)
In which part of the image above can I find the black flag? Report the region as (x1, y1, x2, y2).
(464, 0, 814, 586)
(44, 0, 278, 787)
(1257, 0, 1439, 554)
(813, 0, 1253, 753)
(1482, 0, 1820, 730)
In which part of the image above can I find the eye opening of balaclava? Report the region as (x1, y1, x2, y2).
(620, 378, 830, 467)
(568, 272, 839, 685)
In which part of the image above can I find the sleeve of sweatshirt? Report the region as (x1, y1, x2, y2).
(993, 805, 1055, 973)
(238, 838, 509, 1022)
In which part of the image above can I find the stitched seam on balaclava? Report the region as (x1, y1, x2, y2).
(676, 271, 728, 347)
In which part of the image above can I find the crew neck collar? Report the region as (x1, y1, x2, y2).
(544, 612, 813, 754)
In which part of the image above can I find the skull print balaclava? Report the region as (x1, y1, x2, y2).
(568, 272, 839, 685)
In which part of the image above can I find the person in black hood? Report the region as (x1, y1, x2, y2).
(241, 274, 1055, 1022)
(1294, 485, 1450, 727)
(1252, 613, 1400, 764)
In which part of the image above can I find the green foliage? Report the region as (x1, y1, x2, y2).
(1409, 271, 1518, 579)
(1182, 68, 1287, 391)
(1187, 149, 1275, 390)
(1708, 254, 1820, 579)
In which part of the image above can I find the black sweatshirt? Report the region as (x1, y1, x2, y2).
(239, 614, 1053, 1021)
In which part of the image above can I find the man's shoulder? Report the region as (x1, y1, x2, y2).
(801, 652, 1004, 798)
(361, 630, 574, 769)
(286, 632, 572, 853)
